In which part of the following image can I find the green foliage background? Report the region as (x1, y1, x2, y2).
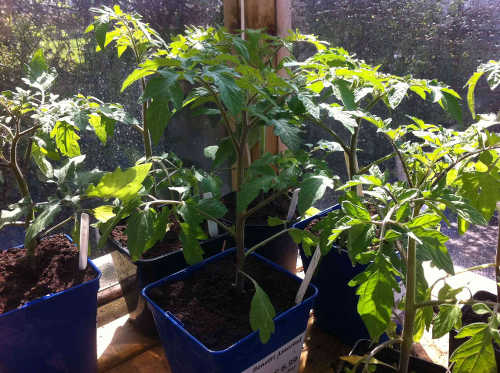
(0, 0, 498, 210)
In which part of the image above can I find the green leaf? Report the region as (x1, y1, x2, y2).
(407, 213, 441, 229)
(268, 216, 286, 227)
(94, 21, 109, 50)
(0, 202, 28, 230)
(86, 163, 152, 201)
(146, 98, 173, 145)
(88, 114, 115, 145)
(121, 68, 156, 92)
(249, 280, 276, 344)
(271, 119, 302, 151)
(342, 201, 371, 221)
(298, 176, 333, 215)
(334, 80, 356, 110)
(28, 49, 48, 81)
(237, 176, 274, 213)
(25, 202, 61, 248)
(126, 207, 168, 260)
(466, 71, 484, 118)
(432, 304, 461, 339)
(50, 121, 81, 157)
(355, 264, 395, 340)
(472, 303, 492, 316)
(441, 91, 463, 124)
(205, 72, 244, 117)
(387, 82, 409, 109)
(213, 137, 236, 168)
(144, 73, 183, 109)
(288, 228, 305, 244)
(196, 198, 227, 219)
(450, 326, 496, 373)
(93, 205, 116, 223)
(31, 143, 53, 178)
(416, 229, 454, 275)
(179, 222, 204, 265)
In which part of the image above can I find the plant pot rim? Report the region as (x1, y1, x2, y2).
(293, 203, 341, 228)
(0, 234, 102, 318)
(110, 231, 231, 264)
(142, 246, 318, 354)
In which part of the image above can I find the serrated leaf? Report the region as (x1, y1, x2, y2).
(441, 91, 463, 124)
(466, 71, 484, 118)
(416, 229, 454, 274)
(334, 79, 356, 110)
(237, 176, 274, 213)
(25, 202, 61, 247)
(86, 163, 152, 201)
(31, 142, 53, 178)
(126, 207, 168, 260)
(387, 82, 409, 109)
(356, 264, 395, 340)
(432, 304, 461, 339)
(249, 280, 276, 344)
(205, 72, 244, 117)
(407, 213, 441, 229)
(146, 98, 173, 145)
(271, 119, 302, 151)
(29, 49, 48, 81)
(179, 222, 204, 265)
(197, 198, 227, 219)
(342, 200, 371, 221)
(94, 21, 109, 50)
(88, 114, 115, 145)
(50, 121, 81, 157)
(298, 175, 333, 215)
(93, 205, 116, 223)
(451, 326, 496, 373)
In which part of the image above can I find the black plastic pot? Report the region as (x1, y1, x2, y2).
(449, 290, 500, 371)
(293, 205, 372, 344)
(222, 191, 299, 274)
(110, 232, 234, 336)
(343, 340, 446, 373)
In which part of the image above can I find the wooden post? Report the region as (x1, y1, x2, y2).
(224, 0, 291, 188)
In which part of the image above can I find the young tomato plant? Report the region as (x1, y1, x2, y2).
(0, 50, 134, 258)
(334, 61, 499, 373)
(115, 25, 335, 342)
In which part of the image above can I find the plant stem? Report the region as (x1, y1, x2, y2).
(245, 227, 292, 257)
(399, 236, 416, 373)
(496, 203, 500, 304)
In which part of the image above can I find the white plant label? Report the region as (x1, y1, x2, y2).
(79, 213, 89, 270)
(203, 192, 219, 237)
(241, 331, 306, 373)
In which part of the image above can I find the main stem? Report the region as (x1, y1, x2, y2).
(496, 203, 500, 303)
(141, 78, 153, 160)
(234, 147, 247, 291)
(399, 236, 417, 373)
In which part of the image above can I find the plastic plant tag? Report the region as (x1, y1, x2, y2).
(295, 244, 321, 305)
(203, 192, 219, 238)
(241, 331, 306, 373)
(79, 213, 89, 270)
(287, 189, 300, 222)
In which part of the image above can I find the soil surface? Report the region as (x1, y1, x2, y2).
(0, 234, 96, 314)
(223, 191, 296, 225)
(147, 252, 312, 351)
(111, 218, 183, 259)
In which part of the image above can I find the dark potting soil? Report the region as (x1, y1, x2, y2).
(0, 234, 96, 314)
(147, 252, 312, 351)
(223, 191, 296, 225)
(111, 217, 183, 259)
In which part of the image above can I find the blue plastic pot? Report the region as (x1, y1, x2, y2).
(143, 247, 318, 373)
(293, 204, 373, 345)
(0, 235, 101, 373)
